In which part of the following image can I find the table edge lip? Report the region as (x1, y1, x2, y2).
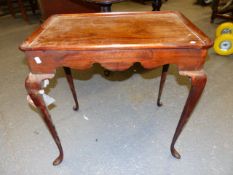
(19, 11, 213, 52)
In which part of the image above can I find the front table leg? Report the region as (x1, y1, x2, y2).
(25, 73, 63, 165)
(170, 70, 207, 159)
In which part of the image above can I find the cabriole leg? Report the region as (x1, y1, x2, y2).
(63, 67, 79, 111)
(25, 73, 63, 165)
(170, 70, 207, 159)
(157, 64, 169, 106)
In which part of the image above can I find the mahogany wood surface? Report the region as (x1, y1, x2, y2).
(20, 11, 211, 51)
(20, 11, 213, 165)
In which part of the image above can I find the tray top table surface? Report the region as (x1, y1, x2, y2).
(20, 11, 212, 51)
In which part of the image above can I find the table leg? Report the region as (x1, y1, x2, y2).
(63, 67, 79, 111)
(25, 73, 63, 165)
(170, 70, 207, 159)
(157, 64, 169, 106)
(100, 3, 112, 77)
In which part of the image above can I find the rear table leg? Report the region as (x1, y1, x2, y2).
(157, 64, 169, 106)
(63, 67, 79, 111)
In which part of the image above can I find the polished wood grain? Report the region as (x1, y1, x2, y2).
(20, 11, 213, 165)
(20, 11, 212, 51)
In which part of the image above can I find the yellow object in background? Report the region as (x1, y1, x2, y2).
(214, 22, 233, 56)
(214, 34, 233, 55)
(216, 22, 233, 37)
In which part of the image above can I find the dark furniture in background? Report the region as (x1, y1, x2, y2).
(1, 0, 100, 22)
(195, 0, 212, 6)
(37, 0, 100, 20)
(84, 0, 125, 12)
(152, 0, 167, 11)
(6, 0, 37, 22)
(2, 0, 167, 22)
(211, 0, 233, 22)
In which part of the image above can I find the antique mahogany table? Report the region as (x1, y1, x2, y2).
(20, 11, 212, 165)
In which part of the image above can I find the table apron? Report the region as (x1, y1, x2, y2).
(25, 48, 207, 73)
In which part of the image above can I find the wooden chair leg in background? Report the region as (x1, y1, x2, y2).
(0, 4, 4, 15)
(17, 0, 29, 22)
(7, 0, 37, 23)
(7, 0, 16, 17)
(211, 0, 220, 23)
(29, 0, 36, 14)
